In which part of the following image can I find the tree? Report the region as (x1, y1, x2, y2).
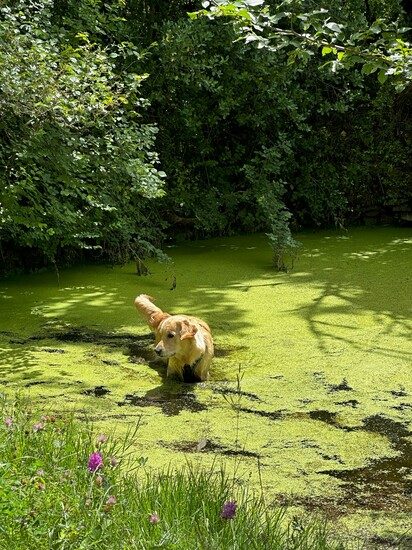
(192, 1, 412, 90)
(0, 0, 166, 272)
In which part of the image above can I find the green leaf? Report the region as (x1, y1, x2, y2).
(361, 62, 380, 74)
(378, 69, 388, 84)
(325, 22, 343, 34)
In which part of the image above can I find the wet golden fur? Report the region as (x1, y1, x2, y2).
(134, 294, 214, 382)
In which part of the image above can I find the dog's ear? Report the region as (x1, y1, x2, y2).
(180, 320, 198, 340)
(149, 312, 170, 329)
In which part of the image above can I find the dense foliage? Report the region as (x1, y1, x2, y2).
(0, 0, 166, 272)
(0, 0, 410, 273)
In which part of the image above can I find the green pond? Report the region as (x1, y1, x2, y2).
(1, 227, 411, 544)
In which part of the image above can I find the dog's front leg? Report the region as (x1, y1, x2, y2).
(167, 357, 184, 380)
(193, 354, 211, 382)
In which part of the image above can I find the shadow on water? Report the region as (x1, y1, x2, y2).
(117, 384, 208, 416)
(285, 231, 412, 361)
(2, 322, 236, 415)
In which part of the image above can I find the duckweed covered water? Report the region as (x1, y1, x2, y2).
(1, 227, 411, 545)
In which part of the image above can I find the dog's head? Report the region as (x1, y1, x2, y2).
(152, 316, 204, 359)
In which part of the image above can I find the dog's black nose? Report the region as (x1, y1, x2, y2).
(154, 348, 162, 356)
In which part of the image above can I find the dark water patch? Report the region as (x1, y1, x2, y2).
(301, 439, 320, 449)
(117, 389, 207, 416)
(390, 386, 408, 398)
(164, 439, 260, 458)
(15, 324, 157, 365)
(392, 403, 412, 411)
(275, 493, 345, 519)
(319, 453, 345, 463)
(25, 380, 48, 387)
(238, 406, 284, 420)
(298, 398, 314, 405)
(312, 373, 354, 394)
(82, 386, 111, 397)
(47, 325, 151, 348)
(328, 378, 353, 392)
(213, 386, 261, 402)
(8, 334, 43, 344)
(321, 415, 412, 511)
(308, 410, 338, 425)
(334, 399, 359, 408)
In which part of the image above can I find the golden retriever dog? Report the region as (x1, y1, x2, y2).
(134, 294, 214, 382)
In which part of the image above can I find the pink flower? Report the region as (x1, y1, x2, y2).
(221, 500, 237, 520)
(97, 434, 108, 444)
(88, 452, 103, 472)
(4, 417, 13, 428)
(149, 512, 160, 524)
(32, 422, 45, 432)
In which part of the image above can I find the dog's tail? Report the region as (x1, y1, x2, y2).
(134, 294, 163, 323)
(135, 294, 171, 330)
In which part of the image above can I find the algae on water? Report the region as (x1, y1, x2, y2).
(0, 227, 411, 543)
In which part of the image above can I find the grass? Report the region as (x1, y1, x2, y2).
(0, 396, 345, 550)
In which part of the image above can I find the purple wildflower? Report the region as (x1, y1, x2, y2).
(4, 417, 13, 428)
(149, 513, 160, 524)
(97, 434, 108, 444)
(221, 500, 237, 520)
(88, 452, 103, 472)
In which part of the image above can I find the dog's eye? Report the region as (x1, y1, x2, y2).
(167, 332, 175, 339)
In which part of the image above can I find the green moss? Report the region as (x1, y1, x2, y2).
(1, 227, 411, 543)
